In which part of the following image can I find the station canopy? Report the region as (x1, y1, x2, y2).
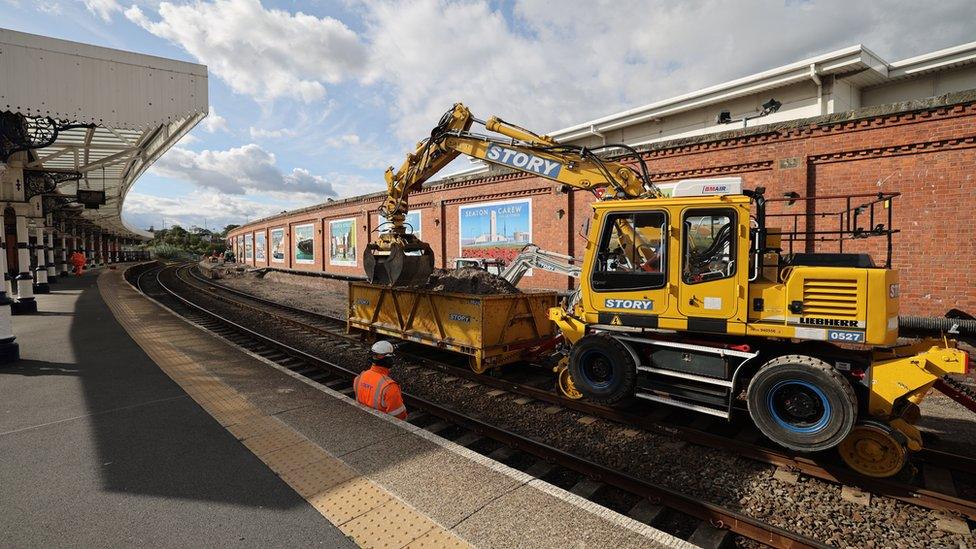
(0, 28, 208, 239)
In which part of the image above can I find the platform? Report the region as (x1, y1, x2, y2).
(0, 268, 355, 547)
(1, 267, 689, 548)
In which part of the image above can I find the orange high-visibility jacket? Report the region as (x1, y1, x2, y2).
(69, 252, 86, 267)
(353, 365, 407, 420)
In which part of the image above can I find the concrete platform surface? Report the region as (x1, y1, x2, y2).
(5, 265, 692, 548)
(0, 267, 355, 548)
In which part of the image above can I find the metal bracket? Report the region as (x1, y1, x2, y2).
(1, 111, 95, 162)
(24, 170, 83, 201)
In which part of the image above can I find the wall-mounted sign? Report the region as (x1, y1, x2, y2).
(459, 198, 532, 264)
(330, 218, 357, 266)
(255, 231, 266, 261)
(405, 210, 421, 240)
(270, 227, 285, 263)
(294, 223, 315, 264)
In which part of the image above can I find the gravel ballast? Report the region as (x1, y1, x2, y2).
(185, 269, 976, 546)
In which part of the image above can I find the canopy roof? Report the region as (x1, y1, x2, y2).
(1, 28, 208, 239)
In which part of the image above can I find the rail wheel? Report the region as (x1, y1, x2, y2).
(837, 421, 908, 478)
(554, 359, 583, 400)
(747, 355, 857, 452)
(568, 334, 636, 405)
(469, 357, 489, 374)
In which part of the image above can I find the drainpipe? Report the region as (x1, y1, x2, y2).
(809, 63, 824, 116)
(587, 124, 607, 145)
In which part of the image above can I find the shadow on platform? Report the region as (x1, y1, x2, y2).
(61, 273, 307, 510)
(0, 359, 80, 377)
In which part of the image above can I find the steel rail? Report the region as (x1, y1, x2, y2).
(138, 262, 829, 549)
(180, 263, 976, 520)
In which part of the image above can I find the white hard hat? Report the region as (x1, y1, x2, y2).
(371, 340, 395, 356)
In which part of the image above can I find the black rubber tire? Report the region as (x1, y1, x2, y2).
(568, 334, 637, 405)
(747, 354, 857, 452)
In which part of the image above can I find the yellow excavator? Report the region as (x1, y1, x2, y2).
(364, 103, 973, 477)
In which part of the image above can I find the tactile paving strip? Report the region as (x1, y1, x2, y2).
(100, 270, 471, 549)
(342, 500, 444, 549)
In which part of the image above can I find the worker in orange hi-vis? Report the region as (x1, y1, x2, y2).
(354, 340, 408, 420)
(69, 250, 86, 276)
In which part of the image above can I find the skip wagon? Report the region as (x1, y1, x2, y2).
(347, 282, 559, 373)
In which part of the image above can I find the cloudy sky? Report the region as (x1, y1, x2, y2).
(2, 0, 975, 232)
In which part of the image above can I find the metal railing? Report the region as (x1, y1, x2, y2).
(764, 191, 900, 268)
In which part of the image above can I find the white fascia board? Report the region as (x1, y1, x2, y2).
(0, 28, 207, 76)
(117, 112, 204, 223)
(550, 45, 884, 140)
(888, 40, 976, 79)
(0, 27, 208, 129)
(120, 217, 154, 240)
(436, 159, 491, 180)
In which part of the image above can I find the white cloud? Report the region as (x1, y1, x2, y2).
(123, 190, 283, 231)
(325, 133, 360, 147)
(125, 0, 368, 103)
(200, 106, 229, 133)
(325, 172, 384, 198)
(37, 2, 62, 14)
(148, 143, 338, 198)
(364, 0, 976, 140)
(249, 127, 298, 139)
(83, 0, 120, 21)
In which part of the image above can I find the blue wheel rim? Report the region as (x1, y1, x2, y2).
(577, 349, 614, 389)
(766, 380, 831, 433)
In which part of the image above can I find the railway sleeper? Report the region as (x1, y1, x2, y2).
(688, 522, 732, 549)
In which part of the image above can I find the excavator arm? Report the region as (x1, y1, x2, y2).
(500, 244, 582, 287)
(365, 103, 660, 286)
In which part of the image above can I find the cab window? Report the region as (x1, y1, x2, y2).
(683, 209, 736, 284)
(591, 211, 667, 291)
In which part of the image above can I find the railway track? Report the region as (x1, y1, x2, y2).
(177, 262, 976, 523)
(130, 261, 829, 548)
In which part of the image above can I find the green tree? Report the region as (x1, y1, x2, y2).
(147, 223, 226, 259)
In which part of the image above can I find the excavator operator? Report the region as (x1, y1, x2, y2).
(354, 341, 408, 420)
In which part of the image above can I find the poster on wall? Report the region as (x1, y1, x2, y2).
(294, 223, 315, 264)
(270, 227, 285, 263)
(459, 198, 532, 264)
(405, 210, 421, 239)
(255, 232, 266, 261)
(330, 218, 357, 266)
(244, 233, 254, 261)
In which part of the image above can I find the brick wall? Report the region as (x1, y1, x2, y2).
(230, 95, 976, 317)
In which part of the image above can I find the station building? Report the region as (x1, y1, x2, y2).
(0, 28, 208, 359)
(229, 41, 976, 318)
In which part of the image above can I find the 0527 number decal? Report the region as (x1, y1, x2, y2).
(828, 330, 864, 343)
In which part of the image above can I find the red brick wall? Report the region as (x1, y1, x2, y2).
(230, 99, 976, 316)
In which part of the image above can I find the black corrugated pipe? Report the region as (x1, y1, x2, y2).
(899, 316, 976, 335)
(742, 187, 767, 255)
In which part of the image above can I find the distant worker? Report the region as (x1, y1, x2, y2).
(353, 341, 408, 420)
(69, 250, 86, 276)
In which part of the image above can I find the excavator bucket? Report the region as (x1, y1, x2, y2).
(364, 240, 435, 286)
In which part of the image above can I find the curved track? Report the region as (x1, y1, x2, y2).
(178, 263, 976, 522)
(131, 262, 831, 549)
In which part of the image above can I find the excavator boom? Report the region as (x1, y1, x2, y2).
(500, 244, 582, 286)
(365, 103, 658, 285)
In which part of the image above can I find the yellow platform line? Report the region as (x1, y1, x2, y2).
(100, 270, 470, 549)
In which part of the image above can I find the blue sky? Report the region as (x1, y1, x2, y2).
(2, 0, 974, 233)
